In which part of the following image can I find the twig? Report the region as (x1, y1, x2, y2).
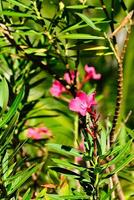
(110, 24, 132, 146)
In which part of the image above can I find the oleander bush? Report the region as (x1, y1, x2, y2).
(0, 0, 134, 199)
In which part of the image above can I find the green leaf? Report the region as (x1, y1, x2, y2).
(0, 112, 19, 154)
(0, 10, 35, 18)
(119, 0, 127, 11)
(16, 30, 43, 36)
(99, 128, 107, 155)
(50, 167, 80, 177)
(60, 21, 88, 34)
(7, 164, 41, 195)
(22, 188, 32, 200)
(83, 46, 109, 51)
(47, 194, 88, 200)
(24, 48, 47, 54)
(101, 187, 116, 200)
(0, 87, 24, 128)
(2, 163, 16, 186)
(0, 78, 9, 114)
(76, 13, 101, 31)
(36, 188, 47, 199)
(125, 127, 134, 139)
(2, 151, 9, 182)
(111, 154, 134, 174)
(103, 140, 132, 168)
(66, 5, 88, 9)
(52, 158, 85, 171)
(59, 34, 104, 40)
(119, 171, 134, 183)
(46, 143, 80, 157)
(7, 0, 31, 9)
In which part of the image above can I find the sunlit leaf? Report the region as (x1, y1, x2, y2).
(83, 46, 109, 51)
(52, 158, 85, 171)
(0, 10, 35, 18)
(0, 78, 9, 114)
(7, 0, 31, 9)
(66, 5, 88, 9)
(47, 194, 88, 199)
(59, 34, 104, 40)
(125, 126, 134, 138)
(46, 143, 80, 157)
(22, 188, 32, 200)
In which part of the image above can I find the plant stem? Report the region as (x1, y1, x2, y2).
(110, 25, 132, 146)
(74, 114, 79, 149)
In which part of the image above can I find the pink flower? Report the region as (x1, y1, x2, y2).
(50, 80, 66, 97)
(75, 139, 85, 163)
(69, 91, 96, 116)
(79, 141, 85, 152)
(27, 127, 52, 140)
(64, 70, 75, 84)
(84, 65, 101, 81)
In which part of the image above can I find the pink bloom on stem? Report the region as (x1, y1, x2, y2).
(50, 80, 66, 97)
(84, 65, 101, 81)
(79, 141, 85, 152)
(69, 91, 96, 116)
(64, 70, 75, 84)
(75, 139, 85, 163)
(27, 127, 52, 140)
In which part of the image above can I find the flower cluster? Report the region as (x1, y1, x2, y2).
(50, 65, 101, 116)
(27, 127, 52, 140)
(50, 65, 101, 97)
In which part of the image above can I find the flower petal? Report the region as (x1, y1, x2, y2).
(87, 92, 97, 107)
(27, 128, 42, 140)
(84, 65, 101, 80)
(69, 97, 81, 112)
(77, 91, 88, 101)
(50, 80, 65, 97)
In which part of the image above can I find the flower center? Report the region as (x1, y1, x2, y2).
(80, 102, 87, 110)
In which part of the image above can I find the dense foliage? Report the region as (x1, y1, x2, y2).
(0, 0, 134, 199)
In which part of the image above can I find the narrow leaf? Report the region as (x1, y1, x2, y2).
(50, 167, 80, 177)
(76, 13, 101, 31)
(47, 194, 88, 200)
(0, 10, 35, 18)
(52, 159, 85, 171)
(22, 188, 32, 200)
(46, 143, 80, 157)
(111, 154, 134, 174)
(103, 141, 132, 167)
(0, 87, 24, 128)
(83, 46, 109, 51)
(59, 34, 104, 40)
(60, 21, 87, 34)
(0, 78, 9, 114)
(7, 164, 41, 195)
(119, 0, 127, 11)
(7, 0, 31, 9)
(0, 112, 19, 154)
(66, 5, 88, 9)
